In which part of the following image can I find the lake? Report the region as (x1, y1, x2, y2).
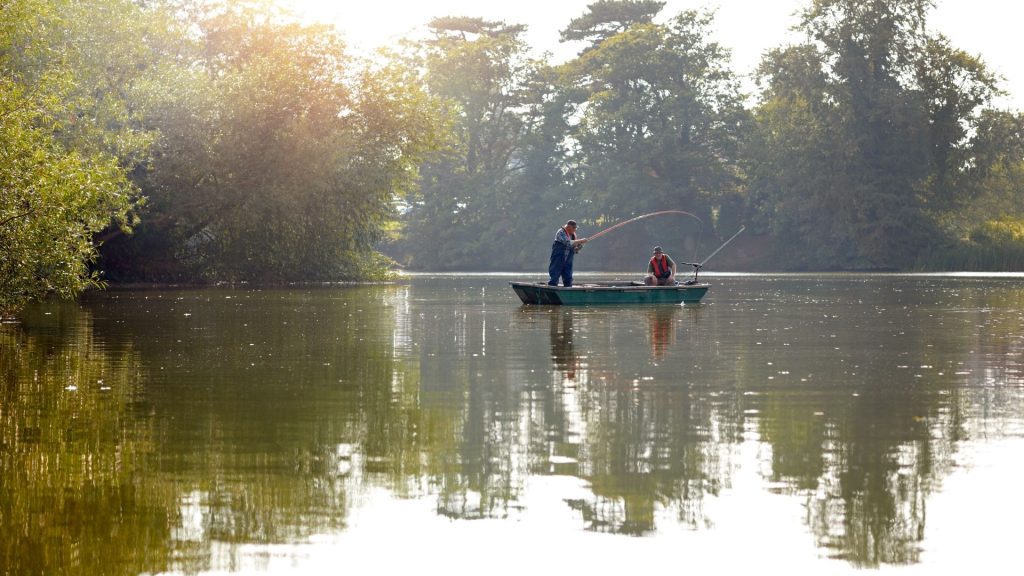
(2, 273, 1022, 575)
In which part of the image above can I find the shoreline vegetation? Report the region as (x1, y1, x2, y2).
(3, 0, 1024, 318)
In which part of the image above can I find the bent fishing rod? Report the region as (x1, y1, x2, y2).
(576, 210, 704, 246)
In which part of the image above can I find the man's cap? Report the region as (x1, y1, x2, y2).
(566, 220, 577, 227)
(653, 246, 663, 253)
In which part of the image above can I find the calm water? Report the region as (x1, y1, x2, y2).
(2, 273, 1023, 575)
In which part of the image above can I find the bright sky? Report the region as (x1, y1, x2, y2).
(286, 0, 1022, 110)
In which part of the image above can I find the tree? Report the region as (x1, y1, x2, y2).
(915, 36, 1001, 213)
(0, 91, 136, 317)
(393, 17, 543, 270)
(99, 1, 451, 282)
(920, 109, 1024, 270)
(747, 45, 851, 268)
(963, 109, 1024, 224)
(749, 0, 1002, 269)
(1, 0, 154, 317)
(557, 7, 749, 267)
(560, 0, 665, 47)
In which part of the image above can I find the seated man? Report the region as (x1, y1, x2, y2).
(644, 246, 676, 286)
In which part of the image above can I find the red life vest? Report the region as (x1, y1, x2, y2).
(554, 227, 576, 252)
(650, 254, 671, 277)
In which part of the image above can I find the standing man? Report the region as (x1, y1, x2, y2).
(549, 220, 587, 286)
(644, 246, 676, 285)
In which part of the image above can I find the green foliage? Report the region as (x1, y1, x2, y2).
(748, 0, 1004, 270)
(100, 1, 451, 282)
(0, 0, 145, 317)
(747, 46, 852, 268)
(560, 0, 665, 45)
(0, 95, 135, 317)
(5, 0, 1024, 298)
(970, 218, 1024, 243)
(952, 110, 1024, 231)
(391, 17, 544, 270)
(920, 218, 1024, 270)
(559, 8, 749, 266)
(915, 36, 1001, 211)
(394, 5, 750, 272)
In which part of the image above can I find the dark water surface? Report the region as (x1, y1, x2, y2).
(2, 273, 1023, 575)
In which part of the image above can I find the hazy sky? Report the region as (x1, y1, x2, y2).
(288, 0, 1022, 109)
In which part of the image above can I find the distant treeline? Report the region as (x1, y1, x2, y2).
(2, 0, 1023, 316)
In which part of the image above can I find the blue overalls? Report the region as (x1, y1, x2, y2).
(548, 227, 576, 286)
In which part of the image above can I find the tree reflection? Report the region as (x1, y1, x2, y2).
(6, 278, 1023, 572)
(532, 306, 737, 535)
(0, 302, 172, 576)
(745, 278, 1010, 567)
(84, 288, 403, 558)
(565, 383, 739, 535)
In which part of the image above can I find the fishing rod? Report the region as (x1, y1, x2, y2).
(679, 225, 745, 282)
(579, 210, 704, 245)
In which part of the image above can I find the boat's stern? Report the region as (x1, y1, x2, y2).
(510, 282, 536, 304)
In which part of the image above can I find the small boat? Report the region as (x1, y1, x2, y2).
(510, 280, 709, 305)
(514, 224, 744, 306)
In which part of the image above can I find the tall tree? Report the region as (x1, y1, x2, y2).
(750, 0, 1001, 269)
(963, 109, 1024, 224)
(747, 44, 849, 267)
(560, 0, 665, 47)
(557, 7, 748, 267)
(915, 36, 1000, 213)
(394, 17, 543, 270)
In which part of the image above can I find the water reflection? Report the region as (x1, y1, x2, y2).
(646, 307, 678, 360)
(723, 275, 1024, 566)
(548, 308, 580, 380)
(2, 277, 1023, 573)
(0, 303, 170, 576)
(523, 305, 729, 535)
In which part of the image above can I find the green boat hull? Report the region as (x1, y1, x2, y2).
(510, 281, 709, 305)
